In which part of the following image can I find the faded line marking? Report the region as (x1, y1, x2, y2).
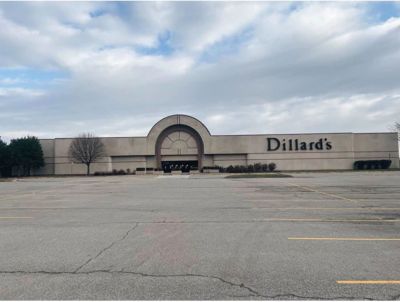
(4, 207, 400, 211)
(337, 280, 400, 284)
(288, 237, 400, 241)
(253, 207, 400, 211)
(286, 182, 359, 203)
(0, 216, 32, 219)
(261, 218, 400, 222)
(0, 207, 70, 210)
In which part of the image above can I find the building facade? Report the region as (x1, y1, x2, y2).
(37, 114, 399, 175)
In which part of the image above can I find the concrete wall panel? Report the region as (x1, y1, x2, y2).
(35, 115, 399, 174)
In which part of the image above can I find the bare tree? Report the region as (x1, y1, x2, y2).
(68, 133, 105, 175)
(395, 122, 400, 141)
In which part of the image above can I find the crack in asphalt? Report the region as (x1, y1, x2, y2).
(73, 223, 139, 273)
(227, 293, 377, 300)
(0, 269, 396, 300)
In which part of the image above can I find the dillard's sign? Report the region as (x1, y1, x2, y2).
(267, 137, 333, 152)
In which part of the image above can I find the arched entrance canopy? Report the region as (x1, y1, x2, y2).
(146, 114, 212, 169)
(155, 124, 204, 169)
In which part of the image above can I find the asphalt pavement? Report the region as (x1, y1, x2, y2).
(0, 171, 399, 300)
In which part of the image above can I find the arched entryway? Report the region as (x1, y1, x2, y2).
(155, 125, 204, 172)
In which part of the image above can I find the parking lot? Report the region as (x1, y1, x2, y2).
(0, 171, 399, 300)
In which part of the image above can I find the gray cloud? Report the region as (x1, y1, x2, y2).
(0, 2, 399, 142)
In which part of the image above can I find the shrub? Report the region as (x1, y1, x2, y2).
(254, 163, 262, 172)
(353, 161, 364, 170)
(226, 165, 234, 173)
(112, 169, 118, 175)
(94, 171, 114, 176)
(126, 169, 131, 174)
(268, 163, 277, 172)
(223, 163, 279, 173)
(8, 136, 45, 176)
(118, 169, 126, 175)
(202, 166, 220, 170)
(0, 139, 12, 177)
(380, 160, 392, 169)
(202, 166, 224, 173)
(354, 160, 391, 170)
(240, 165, 247, 173)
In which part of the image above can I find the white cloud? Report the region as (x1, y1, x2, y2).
(0, 87, 45, 98)
(0, 2, 399, 140)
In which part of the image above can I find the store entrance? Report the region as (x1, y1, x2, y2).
(162, 161, 198, 173)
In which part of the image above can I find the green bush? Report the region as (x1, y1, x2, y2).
(353, 160, 391, 170)
(202, 166, 223, 172)
(0, 139, 12, 177)
(94, 171, 114, 176)
(8, 136, 44, 176)
(380, 160, 392, 169)
(254, 163, 262, 172)
(268, 163, 277, 172)
(226, 165, 234, 173)
(224, 163, 276, 173)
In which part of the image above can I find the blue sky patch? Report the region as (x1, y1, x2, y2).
(0, 68, 68, 89)
(198, 26, 254, 64)
(136, 31, 175, 56)
(90, 8, 107, 18)
(365, 2, 400, 22)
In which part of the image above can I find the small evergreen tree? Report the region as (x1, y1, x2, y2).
(9, 136, 45, 176)
(0, 139, 12, 177)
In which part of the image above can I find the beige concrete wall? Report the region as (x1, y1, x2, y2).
(111, 156, 146, 172)
(35, 139, 55, 175)
(34, 115, 399, 174)
(209, 133, 353, 154)
(353, 133, 399, 168)
(209, 133, 355, 170)
(202, 155, 214, 167)
(103, 137, 147, 156)
(54, 157, 111, 175)
(146, 114, 212, 154)
(52, 138, 112, 175)
(213, 154, 247, 166)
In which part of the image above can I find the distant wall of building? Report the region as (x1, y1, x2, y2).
(35, 115, 399, 175)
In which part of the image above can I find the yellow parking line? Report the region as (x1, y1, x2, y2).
(262, 218, 400, 222)
(287, 182, 359, 203)
(256, 207, 400, 211)
(288, 237, 400, 241)
(337, 280, 400, 284)
(0, 217, 32, 219)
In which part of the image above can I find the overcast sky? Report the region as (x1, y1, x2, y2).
(1, 1, 400, 141)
